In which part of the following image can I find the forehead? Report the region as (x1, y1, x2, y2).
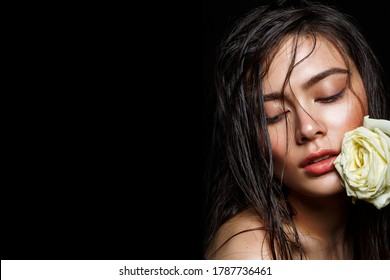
(263, 35, 347, 92)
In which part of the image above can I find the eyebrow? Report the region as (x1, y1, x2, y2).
(302, 67, 349, 90)
(263, 67, 349, 101)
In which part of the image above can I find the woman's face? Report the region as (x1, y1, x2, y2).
(263, 36, 368, 198)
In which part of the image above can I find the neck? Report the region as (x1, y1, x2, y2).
(288, 191, 352, 259)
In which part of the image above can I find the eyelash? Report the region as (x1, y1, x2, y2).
(266, 88, 346, 124)
(316, 88, 346, 103)
(266, 111, 289, 124)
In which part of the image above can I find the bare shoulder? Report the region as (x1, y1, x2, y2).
(205, 209, 272, 260)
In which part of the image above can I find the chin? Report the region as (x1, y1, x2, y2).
(286, 171, 345, 198)
(308, 172, 345, 197)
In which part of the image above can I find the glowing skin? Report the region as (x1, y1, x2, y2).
(263, 36, 368, 200)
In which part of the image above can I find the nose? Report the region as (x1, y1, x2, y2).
(294, 108, 326, 144)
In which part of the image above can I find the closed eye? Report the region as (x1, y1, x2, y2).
(266, 111, 289, 124)
(316, 88, 346, 103)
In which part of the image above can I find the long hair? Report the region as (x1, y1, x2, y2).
(203, 0, 390, 259)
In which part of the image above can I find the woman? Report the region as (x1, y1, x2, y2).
(203, 0, 390, 259)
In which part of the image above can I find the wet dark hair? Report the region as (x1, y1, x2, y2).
(203, 0, 390, 259)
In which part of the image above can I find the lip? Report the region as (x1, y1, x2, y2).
(300, 149, 339, 176)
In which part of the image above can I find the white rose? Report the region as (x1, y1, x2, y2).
(334, 116, 390, 209)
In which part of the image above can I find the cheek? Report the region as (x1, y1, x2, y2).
(327, 93, 367, 134)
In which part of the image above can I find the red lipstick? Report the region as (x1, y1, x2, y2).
(301, 149, 339, 176)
